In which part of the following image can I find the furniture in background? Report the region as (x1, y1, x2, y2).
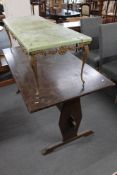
(100, 0, 117, 23)
(103, 0, 115, 22)
(91, 0, 99, 15)
(49, 0, 82, 15)
(30, 0, 46, 17)
(81, 3, 91, 16)
(50, 9, 81, 23)
(86, 0, 99, 16)
(0, 27, 14, 87)
(39, 0, 46, 17)
(49, 0, 63, 14)
(65, 0, 82, 12)
(30, 0, 40, 14)
(80, 16, 102, 68)
(99, 23, 117, 102)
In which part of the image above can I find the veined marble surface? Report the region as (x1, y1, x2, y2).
(4, 16, 92, 53)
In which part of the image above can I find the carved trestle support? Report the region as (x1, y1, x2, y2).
(41, 98, 94, 155)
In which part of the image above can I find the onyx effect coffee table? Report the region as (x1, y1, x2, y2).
(3, 16, 92, 101)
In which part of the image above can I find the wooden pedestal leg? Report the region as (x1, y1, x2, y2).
(41, 98, 94, 155)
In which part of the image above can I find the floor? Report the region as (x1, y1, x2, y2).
(0, 84, 117, 175)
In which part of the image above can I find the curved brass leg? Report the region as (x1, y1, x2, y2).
(81, 45, 89, 90)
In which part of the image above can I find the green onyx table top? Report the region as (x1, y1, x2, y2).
(4, 16, 92, 54)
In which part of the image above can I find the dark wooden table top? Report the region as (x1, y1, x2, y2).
(3, 47, 114, 113)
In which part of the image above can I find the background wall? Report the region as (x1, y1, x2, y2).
(3, 0, 32, 17)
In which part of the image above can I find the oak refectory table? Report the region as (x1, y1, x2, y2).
(3, 47, 114, 155)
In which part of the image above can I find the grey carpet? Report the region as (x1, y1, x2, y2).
(0, 84, 117, 175)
